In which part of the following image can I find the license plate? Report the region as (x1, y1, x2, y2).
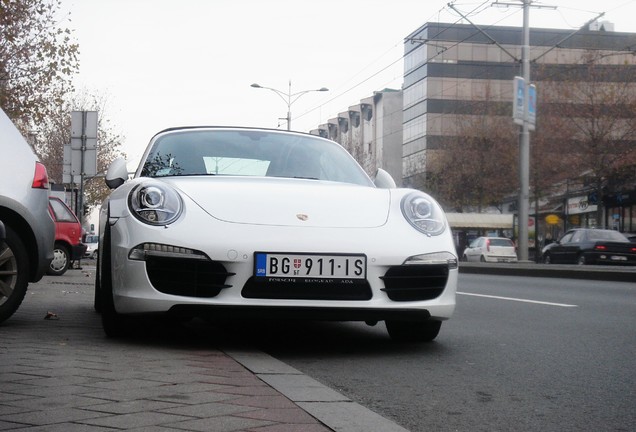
(611, 255, 627, 261)
(255, 253, 366, 279)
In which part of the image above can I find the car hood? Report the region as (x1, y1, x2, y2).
(165, 177, 391, 228)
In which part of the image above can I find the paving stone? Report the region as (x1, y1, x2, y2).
(246, 424, 332, 432)
(80, 398, 181, 415)
(237, 407, 319, 424)
(231, 395, 300, 409)
(0, 407, 109, 426)
(167, 415, 274, 432)
(159, 401, 256, 418)
(79, 412, 194, 429)
(6, 394, 106, 410)
(8, 423, 116, 432)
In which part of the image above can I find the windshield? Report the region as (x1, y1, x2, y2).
(138, 129, 373, 187)
(489, 238, 514, 247)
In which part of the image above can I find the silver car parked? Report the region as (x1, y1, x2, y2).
(0, 108, 55, 323)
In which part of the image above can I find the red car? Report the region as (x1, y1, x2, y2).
(47, 197, 87, 276)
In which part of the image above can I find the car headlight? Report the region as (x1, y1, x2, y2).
(401, 192, 446, 236)
(128, 181, 183, 225)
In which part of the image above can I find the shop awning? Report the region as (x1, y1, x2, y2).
(445, 213, 514, 229)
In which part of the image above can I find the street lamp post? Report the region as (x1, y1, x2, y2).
(251, 80, 328, 131)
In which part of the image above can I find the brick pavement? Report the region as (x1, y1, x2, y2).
(0, 263, 408, 432)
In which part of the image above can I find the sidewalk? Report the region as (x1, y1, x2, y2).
(0, 264, 408, 432)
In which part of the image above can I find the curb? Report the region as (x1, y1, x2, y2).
(459, 262, 636, 282)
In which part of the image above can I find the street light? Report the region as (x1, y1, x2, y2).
(251, 80, 328, 131)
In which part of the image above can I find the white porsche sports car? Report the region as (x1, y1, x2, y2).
(96, 127, 457, 342)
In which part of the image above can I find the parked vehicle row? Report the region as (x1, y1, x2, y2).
(3, 101, 634, 335)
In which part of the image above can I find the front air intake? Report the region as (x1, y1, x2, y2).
(380, 264, 448, 301)
(145, 256, 233, 298)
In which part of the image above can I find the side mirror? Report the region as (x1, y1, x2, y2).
(374, 168, 396, 189)
(105, 158, 129, 190)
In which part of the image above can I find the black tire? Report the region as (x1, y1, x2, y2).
(0, 226, 30, 324)
(543, 253, 552, 264)
(93, 248, 102, 313)
(577, 254, 586, 265)
(386, 320, 442, 343)
(47, 243, 69, 276)
(100, 221, 129, 337)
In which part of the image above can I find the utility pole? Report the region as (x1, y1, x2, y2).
(518, 0, 531, 262)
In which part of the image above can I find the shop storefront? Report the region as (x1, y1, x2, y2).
(565, 195, 598, 229)
(604, 190, 636, 233)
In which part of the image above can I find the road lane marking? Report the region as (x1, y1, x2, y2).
(457, 292, 578, 308)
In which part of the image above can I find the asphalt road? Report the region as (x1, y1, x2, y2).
(249, 273, 636, 432)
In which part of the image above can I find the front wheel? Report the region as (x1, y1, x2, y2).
(386, 320, 442, 343)
(543, 253, 552, 264)
(99, 221, 129, 337)
(0, 226, 30, 324)
(577, 254, 586, 265)
(48, 243, 69, 276)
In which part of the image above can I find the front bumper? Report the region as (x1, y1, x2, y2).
(585, 251, 636, 266)
(107, 210, 458, 321)
(484, 254, 518, 263)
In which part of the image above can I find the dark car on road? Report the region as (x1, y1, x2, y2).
(542, 228, 636, 265)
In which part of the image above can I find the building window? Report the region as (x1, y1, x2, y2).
(404, 81, 426, 109)
(404, 116, 426, 142)
(405, 47, 426, 74)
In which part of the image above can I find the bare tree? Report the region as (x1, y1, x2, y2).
(538, 52, 636, 225)
(0, 0, 79, 129)
(433, 101, 518, 212)
(34, 91, 126, 214)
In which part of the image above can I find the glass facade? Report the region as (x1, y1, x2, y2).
(402, 22, 636, 163)
(605, 202, 636, 232)
(402, 22, 636, 238)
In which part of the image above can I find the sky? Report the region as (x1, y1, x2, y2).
(59, 0, 636, 167)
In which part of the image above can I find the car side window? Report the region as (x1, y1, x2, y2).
(571, 231, 584, 243)
(49, 198, 77, 223)
(560, 232, 574, 244)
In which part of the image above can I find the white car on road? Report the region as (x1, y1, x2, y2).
(462, 236, 518, 263)
(96, 127, 458, 341)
